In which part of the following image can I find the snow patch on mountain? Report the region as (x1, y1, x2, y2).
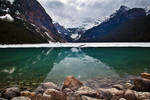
(0, 14, 14, 22)
(7, 0, 15, 4)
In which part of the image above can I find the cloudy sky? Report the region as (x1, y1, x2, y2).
(38, 0, 150, 28)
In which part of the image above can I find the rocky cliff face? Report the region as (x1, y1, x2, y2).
(79, 5, 149, 42)
(0, 0, 64, 44)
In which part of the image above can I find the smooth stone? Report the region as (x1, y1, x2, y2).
(112, 84, 124, 90)
(133, 78, 150, 92)
(75, 86, 99, 97)
(119, 98, 127, 100)
(43, 89, 66, 100)
(35, 82, 58, 94)
(98, 88, 124, 100)
(21, 91, 30, 97)
(124, 83, 134, 90)
(136, 92, 150, 100)
(124, 89, 137, 100)
(2, 87, 20, 99)
(11, 96, 31, 100)
(62, 76, 83, 91)
(66, 93, 82, 100)
(82, 96, 101, 100)
(141, 73, 150, 80)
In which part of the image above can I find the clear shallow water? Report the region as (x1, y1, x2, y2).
(0, 48, 150, 90)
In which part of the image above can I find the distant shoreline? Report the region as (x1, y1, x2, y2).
(1, 43, 150, 48)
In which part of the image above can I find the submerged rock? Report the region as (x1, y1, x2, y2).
(124, 83, 134, 90)
(141, 72, 150, 80)
(35, 82, 58, 94)
(98, 88, 124, 100)
(43, 89, 66, 100)
(112, 84, 124, 90)
(133, 78, 150, 92)
(2, 87, 20, 99)
(11, 96, 31, 100)
(62, 76, 83, 91)
(75, 86, 99, 97)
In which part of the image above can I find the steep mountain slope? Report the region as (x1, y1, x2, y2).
(0, 0, 64, 44)
(54, 22, 72, 42)
(79, 6, 150, 42)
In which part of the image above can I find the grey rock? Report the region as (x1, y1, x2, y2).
(112, 84, 124, 90)
(82, 96, 101, 100)
(43, 89, 66, 100)
(124, 89, 137, 100)
(75, 86, 99, 97)
(35, 82, 58, 94)
(11, 96, 31, 100)
(2, 87, 20, 99)
(98, 88, 124, 100)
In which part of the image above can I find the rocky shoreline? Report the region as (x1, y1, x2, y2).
(1, 73, 150, 100)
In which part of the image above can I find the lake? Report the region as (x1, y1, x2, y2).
(0, 47, 150, 90)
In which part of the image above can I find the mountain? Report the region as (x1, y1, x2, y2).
(54, 22, 73, 42)
(54, 23, 83, 42)
(0, 0, 64, 44)
(79, 5, 150, 42)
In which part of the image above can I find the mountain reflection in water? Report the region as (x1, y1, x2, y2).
(0, 48, 150, 90)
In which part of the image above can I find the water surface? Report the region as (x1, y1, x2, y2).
(0, 47, 150, 90)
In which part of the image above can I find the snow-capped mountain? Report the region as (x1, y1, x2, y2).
(79, 5, 150, 42)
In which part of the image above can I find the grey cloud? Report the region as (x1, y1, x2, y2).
(38, 0, 150, 28)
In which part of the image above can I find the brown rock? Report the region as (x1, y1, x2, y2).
(119, 98, 127, 100)
(82, 96, 101, 100)
(2, 87, 20, 99)
(112, 84, 124, 90)
(21, 91, 30, 97)
(124, 89, 137, 100)
(35, 82, 58, 94)
(66, 93, 82, 100)
(124, 83, 134, 90)
(43, 89, 66, 100)
(62, 76, 83, 91)
(11, 96, 31, 100)
(141, 72, 150, 80)
(133, 78, 150, 92)
(75, 86, 99, 97)
(136, 92, 150, 100)
(98, 88, 124, 100)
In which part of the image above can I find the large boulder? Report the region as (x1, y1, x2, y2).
(2, 87, 20, 99)
(124, 89, 137, 100)
(62, 76, 83, 91)
(75, 86, 99, 97)
(43, 89, 66, 100)
(35, 82, 58, 94)
(141, 72, 150, 80)
(98, 88, 124, 100)
(11, 96, 31, 100)
(133, 78, 150, 92)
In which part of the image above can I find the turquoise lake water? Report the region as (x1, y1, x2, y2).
(0, 47, 150, 90)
